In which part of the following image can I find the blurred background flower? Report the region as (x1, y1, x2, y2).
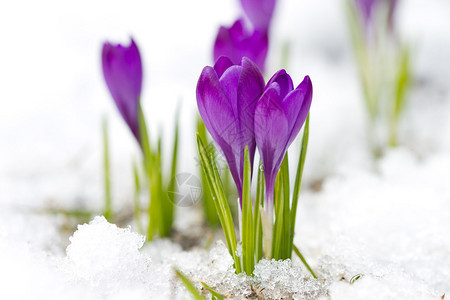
(102, 38, 142, 144)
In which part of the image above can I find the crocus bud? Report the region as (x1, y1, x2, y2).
(102, 38, 143, 143)
(214, 19, 268, 73)
(196, 56, 265, 197)
(254, 71, 312, 207)
(240, 0, 276, 32)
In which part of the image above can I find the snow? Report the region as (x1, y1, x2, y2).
(1, 0, 450, 299)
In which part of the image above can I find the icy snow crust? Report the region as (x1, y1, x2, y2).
(60, 216, 325, 299)
(1, 0, 450, 299)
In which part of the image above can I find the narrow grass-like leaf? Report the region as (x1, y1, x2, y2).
(200, 282, 225, 300)
(102, 117, 112, 221)
(138, 104, 156, 241)
(389, 45, 411, 147)
(138, 104, 152, 170)
(197, 117, 218, 227)
(349, 274, 363, 284)
(272, 170, 284, 260)
(394, 46, 411, 118)
(280, 154, 291, 259)
(174, 269, 205, 300)
(242, 146, 254, 275)
(155, 135, 166, 237)
(197, 134, 242, 273)
(254, 161, 264, 262)
(164, 106, 180, 233)
(288, 114, 310, 254)
(133, 160, 143, 234)
(293, 244, 317, 279)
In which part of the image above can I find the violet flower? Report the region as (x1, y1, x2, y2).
(254, 71, 312, 210)
(196, 56, 265, 197)
(240, 0, 276, 31)
(354, 0, 398, 31)
(214, 19, 268, 72)
(102, 38, 143, 143)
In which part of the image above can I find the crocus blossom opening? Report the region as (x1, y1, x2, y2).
(102, 38, 143, 144)
(255, 72, 313, 211)
(213, 19, 268, 73)
(196, 56, 265, 197)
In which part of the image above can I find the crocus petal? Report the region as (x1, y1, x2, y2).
(255, 86, 289, 200)
(213, 22, 243, 66)
(213, 56, 234, 78)
(196, 66, 236, 146)
(237, 58, 265, 144)
(219, 65, 242, 116)
(282, 75, 313, 147)
(213, 19, 268, 72)
(355, 0, 398, 32)
(102, 38, 142, 143)
(265, 69, 294, 100)
(196, 65, 243, 194)
(196, 57, 265, 197)
(355, 0, 376, 24)
(245, 30, 268, 72)
(240, 0, 276, 31)
(235, 57, 265, 177)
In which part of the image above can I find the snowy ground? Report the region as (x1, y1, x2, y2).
(0, 0, 449, 299)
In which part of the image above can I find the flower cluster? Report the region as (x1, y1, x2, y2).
(197, 56, 312, 205)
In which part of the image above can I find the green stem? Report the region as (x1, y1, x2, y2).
(102, 117, 112, 221)
(133, 160, 143, 234)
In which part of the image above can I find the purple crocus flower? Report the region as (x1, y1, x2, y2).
(240, 0, 276, 31)
(354, 0, 398, 31)
(197, 56, 265, 197)
(102, 38, 143, 143)
(254, 71, 313, 210)
(214, 19, 268, 72)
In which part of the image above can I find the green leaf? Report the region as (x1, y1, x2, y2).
(197, 134, 242, 274)
(293, 244, 317, 279)
(393, 45, 412, 121)
(138, 104, 152, 170)
(349, 274, 363, 284)
(289, 114, 310, 255)
(138, 104, 156, 241)
(254, 161, 264, 262)
(163, 106, 180, 234)
(280, 153, 291, 259)
(197, 116, 219, 227)
(272, 166, 285, 260)
(133, 160, 143, 234)
(174, 269, 205, 300)
(155, 135, 167, 237)
(102, 116, 112, 221)
(200, 282, 225, 300)
(242, 146, 254, 275)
